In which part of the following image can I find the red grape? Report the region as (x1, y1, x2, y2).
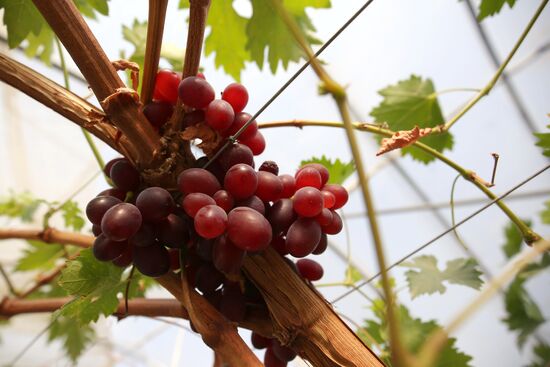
(110, 160, 140, 192)
(227, 207, 272, 251)
(86, 195, 122, 225)
(101, 203, 142, 241)
(224, 164, 258, 200)
(97, 188, 126, 201)
(298, 163, 329, 186)
(220, 282, 246, 322)
(321, 190, 336, 209)
(279, 175, 296, 198)
(259, 160, 279, 175)
(255, 171, 283, 202)
(213, 190, 234, 213)
(222, 83, 248, 113)
(270, 235, 288, 256)
(182, 192, 216, 218)
(236, 195, 265, 215)
(296, 259, 324, 281)
(264, 348, 287, 367)
(194, 205, 227, 239)
(267, 199, 297, 235)
(178, 76, 215, 109)
(177, 168, 221, 197)
(312, 233, 328, 255)
(212, 235, 245, 274)
(221, 112, 258, 140)
(153, 70, 180, 104)
(156, 214, 189, 248)
(205, 99, 235, 131)
(136, 187, 175, 222)
(218, 143, 254, 171)
(293, 187, 324, 217)
(240, 131, 266, 155)
(295, 167, 322, 189)
(93, 234, 128, 261)
(322, 184, 348, 209)
(322, 211, 343, 235)
(182, 110, 205, 127)
(103, 157, 125, 178)
(143, 101, 173, 128)
(315, 208, 333, 226)
(251, 332, 272, 349)
(286, 218, 322, 258)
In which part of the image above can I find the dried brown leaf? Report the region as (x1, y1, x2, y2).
(376, 126, 432, 156)
(111, 59, 140, 90)
(181, 123, 223, 156)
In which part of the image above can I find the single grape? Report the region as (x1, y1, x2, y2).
(255, 171, 283, 202)
(212, 235, 245, 274)
(97, 188, 126, 201)
(112, 244, 134, 267)
(251, 332, 272, 349)
(86, 195, 122, 225)
(156, 213, 190, 248)
(177, 168, 221, 197)
(227, 207, 272, 251)
(286, 218, 322, 258)
(222, 83, 248, 113)
(136, 187, 175, 222)
(205, 99, 235, 131)
(182, 110, 205, 128)
(314, 208, 333, 226)
(103, 157, 125, 178)
(129, 223, 156, 247)
(322, 211, 343, 235)
(236, 195, 265, 215)
(195, 156, 226, 183)
(272, 341, 297, 362)
(240, 131, 266, 155)
(182, 192, 216, 218)
(296, 259, 324, 281)
(292, 187, 324, 218)
(312, 233, 328, 255)
(224, 164, 258, 200)
(196, 237, 215, 262)
(194, 205, 227, 239)
(168, 248, 181, 271)
(264, 348, 287, 367)
(267, 199, 297, 235)
(219, 282, 246, 322)
(221, 112, 258, 140)
(195, 263, 224, 294)
(321, 190, 336, 209)
(101, 203, 142, 241)
(153, 70, 180, 104)
(278, 175, 296, 198)
(93, 234, 128, 261)
(217, 143, 254, 171)
(178, 76, 215, 109)
(298, 163, 329, 186)
(92, 224, 102, 236)
(322, 184, 348, 209)
(110, 160, 141, 192)
(270, 235, 288, 256)
(258, 160, 279, 175)
(143, 101, 174, 128)
(213, 190, 234, 213)
(133, 243, 170, 277)
(295, 167, 322, 189)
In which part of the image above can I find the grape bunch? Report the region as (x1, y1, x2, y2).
(85, 71, 349, 365)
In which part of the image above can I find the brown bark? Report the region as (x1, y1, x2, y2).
(141, 0, 169, 105)
(244, 248, 385, 367)
(32, 0, 161, 167)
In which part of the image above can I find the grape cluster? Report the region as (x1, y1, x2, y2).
(143, 70, 266, 155)
(86, 72, 349, 364)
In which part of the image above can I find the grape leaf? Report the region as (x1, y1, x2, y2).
(534, 125, 550, 158)
(0, 191, 46, 222)
(478, 0, 518, 21)
(503, 277, 545, 348)
(48, 316, 94, 362)
(59, 200, 85, 232)
(15, 240, 65, 271)
(541, 201, 550, 225)
(528, 342, 550, 367)
(502, 220, 532, 259)
(402, 255, 482, 298)
(205, 0, 250, 81)
(56, 249, 134, 324)
(300, 156, 355, 185)
(361, 300, 472, 366)
(246, 0, 328, 74)
(370, 75, 454, 164)
(345, 265, 363, 284)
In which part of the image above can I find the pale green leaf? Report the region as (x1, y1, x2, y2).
(0, 191, 46, 222)
(370, 75, 454, 163)
(48, 316, 94, 362)
(478, 0, 518, 21)
(527, 342, 550, 367)
(59, 200, 85, 232)
(502, 220, 532, 259)
(300, 156, 355, 185)
(205, 0, 250, 81)
(541, 201, 550, 224)
(442, 258, 483, 289)
(345, 265, 362, 284)
(23, 22, 55, 65)
(534, 126, 550, 158)
(15, 240, 65, 271)
(0, 0, 43, 48)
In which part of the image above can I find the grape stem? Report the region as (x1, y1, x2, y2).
(259, 119, 541, 244)
(269, 2, 408, 364)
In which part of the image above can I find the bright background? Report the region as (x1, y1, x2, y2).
(0, 0, 549, 366)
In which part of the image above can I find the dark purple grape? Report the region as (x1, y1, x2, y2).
(177, 168, 221, 197)
(196, 237, 214, 262)
(264, 348, 287, 367)
(133, 243, 170, 277)
(251, 332, 272, 350)
(259, 161, 279, 175)
(227, 207, 272, 251)
(322, 211, 343, 235)
(315, 208, 333, 226)
(110, 160, 141, 191)
(195, 263, 224, 294)
(218, 143, 254, 171)
(178, 76, 215, 109)
(129, 224, 156, 247)
(92, 224, 102, 236)
(270, 235, 288, 256)
(97, 188, 127, 201)
(86, 196, 122, 225)
(156, 214, 189, 248)
(168, 248, 181, 271)
(286, 218, 321, 258)
(267, 199, 297, 235)
(112, 245, 134, 267)
(136, 187, 175, 222)
(93, 234, 128, 261)
(220, 282, 246, 322)
(101, 203, 142, 241)
(312, 233, 328, 255)
(204, 289, 222, 309)
(182, 110, 205, 128)
(143, 101, 174, 128)
(212, 235, 245, 274)
(272, 341, 297, 362)
(104, 157, 125, 178)
(236, 195, 265, 215)
(296, 259, 324, 281)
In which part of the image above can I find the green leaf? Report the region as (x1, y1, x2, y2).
(503, 277, 545, 348)
(541, 201, 550, 224)
(15, 240, 65, 271)
(59, 200, 85, 232)
(205, 0, 250, 81)
(360, 301, 473, 366)
(246, 0, 328, 74)
(402, 255, 482, 298)
(502, 220, 532, 259)
(0, 191, 46, 222)
(370, 75, 454, 164)
(345, 265, 363, 284)
(23, 21, 55, 65)
(48, 316, 94, 362)
(478, 0, 518, 21)
(300, 156, 355, 185)
(527, 342, 550, 367)
(534, 125, 550, 158)
(56, 249, 132, 324)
